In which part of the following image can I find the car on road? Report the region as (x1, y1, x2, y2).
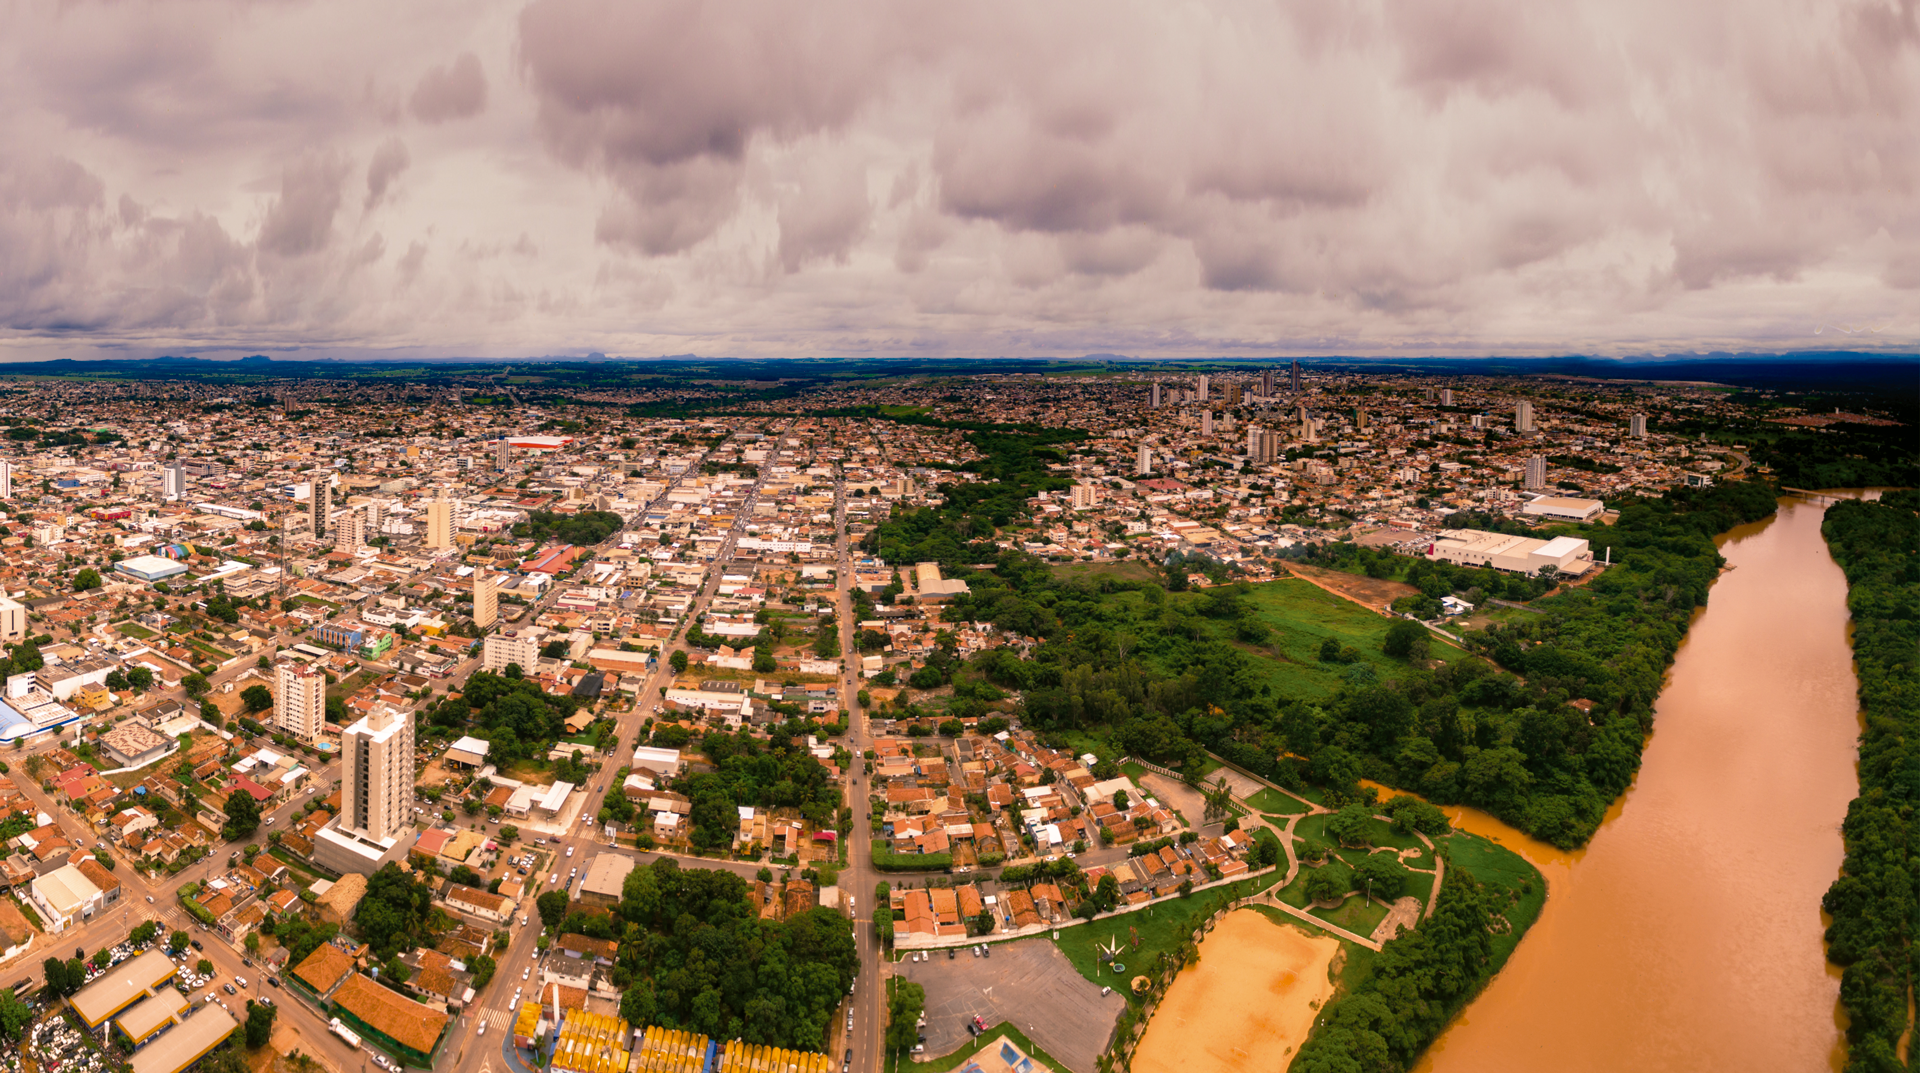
(189, 940, 203, 951)
(222, 984, 235, 995)
(566, 846, 573, 858)
(267, 977, 280, 988)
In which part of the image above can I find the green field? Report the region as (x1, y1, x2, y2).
(1310, 894, 1390, 936)
(1201, 580, 1467, 699)
(1049, 560, 1162, 586)
(1439, 831, 1547, 967)
(1246, 787, 1309, 815)
(1052, 872, 1281, 997)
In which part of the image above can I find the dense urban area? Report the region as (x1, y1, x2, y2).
(0, 356, 1900, 1073)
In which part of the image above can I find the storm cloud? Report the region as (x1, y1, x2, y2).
(0, 0, 1916, 358)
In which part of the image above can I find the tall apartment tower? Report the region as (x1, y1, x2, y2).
(1200, 410, 1214, 436)
(1136, 443, 1154, 476)
(1439, 389, 1454, 406)
(473, 570, 498, 629)
(1195, 375, 1210, 401)
(1524, 455, 1548, 491)
(495, 439, 511, 471)
(1515, 400, 1535, 433)
(425, 493, 453, 549)
(340, 704, 414, 844)
(483, 631, 541, 675)
(1069, 484, 1098, 510)
(333, 508, 365, 552)
(0, 460, 14, 501)
(309, 473, 332, 538)
(1261, 368, 1276, 396)
(1247, 428, 1279, 465)
(274, 662, 326, 744)
(1630, 414, 1648, 439)
(162, 462, 185, 502)
(0, 597, 25, 643)
(1149, 383, 1163, 409)
(1224, 383, 1243, 407)
(1289, 361, 1301, 392)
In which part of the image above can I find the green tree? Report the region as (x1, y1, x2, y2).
(1382, 618, 1427, 659)
(127, 666, 154, 691)
(222, 790, 261, 840)
(182, 672, 210, 698)
(90, 949, 110, 969)
(1302, 865, 1349, 904)
(885, 979, 925, 1053)
(1326, 803, 1373, 847)
(669, 650, 688, 674)
(244, 1001, 276, 1048)
(169, 930, 190, 954)
(197, 959, 213, 976)
(1354, 853, 1407, 902)
(72, 568, 102, 592)
(535, 889, 571, 929)
(0, 989, 29, 1041)
(241, 685, 273, 713)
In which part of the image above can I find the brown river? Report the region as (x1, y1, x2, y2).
(1416, 495, 1860, 1073)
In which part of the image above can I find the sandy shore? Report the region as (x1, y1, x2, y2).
(1130, 909, 1340, 1073)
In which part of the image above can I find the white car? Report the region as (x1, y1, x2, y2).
(566, 846, 574, 858)
(522, 968, 529, 981)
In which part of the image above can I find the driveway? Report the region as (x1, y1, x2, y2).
(897, 938, 1123, 1073)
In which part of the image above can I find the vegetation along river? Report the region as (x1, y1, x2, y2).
(1417, 495, 1859, 1072)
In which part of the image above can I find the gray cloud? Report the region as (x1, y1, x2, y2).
(409, 52, 488, 124)
(365, 138, 410, 210)
(0, 0, 1916, 358)
(258, 154, 348, 258)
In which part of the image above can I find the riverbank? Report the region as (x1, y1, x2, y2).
(1412, 494, 1859, 1072)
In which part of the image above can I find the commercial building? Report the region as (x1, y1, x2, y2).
(68, 949, 178, 1029)
(115, 555, 189, 583)
(444, 735, 492, 769)
(577, 854, 638, 909)
(482, 631, 539, 675)
(127, 1004, 237, 1073)
(275, 662, 326, 744)
(30, 861, 107, 931)
(99, 722, 172, 768)
(313, 704, 413, 875)
(1520, 496, 1606, 523)
(1427, 529, 1592, 575)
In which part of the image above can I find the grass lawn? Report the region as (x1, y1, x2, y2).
(1310, 895, 1390, 937)
(1053, 875, 1282, 997)
(1057, 730, 1117, 764)
(1119, 761, 1147, 783)
(1441, 831, 1547, 969)
(116, 622, 155, 639)
(893, 1024, 1074, 1073)
(1245, 787, 1309, 815)
(1187, 579, 1468, 701)
(1049, 560, 1161, 586)
(1401, 868, 1437, 907)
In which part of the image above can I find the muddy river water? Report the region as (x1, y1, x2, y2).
(1417, 496, 1859, 1073)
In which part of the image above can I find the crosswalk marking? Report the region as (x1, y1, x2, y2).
(482, 1008, 514, 1032)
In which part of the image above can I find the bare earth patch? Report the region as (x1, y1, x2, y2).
(1131, 909, 1339, 1073)
(1283, 562, 1418, 614)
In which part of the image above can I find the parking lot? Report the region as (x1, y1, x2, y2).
(896, 938, 1123, 1073)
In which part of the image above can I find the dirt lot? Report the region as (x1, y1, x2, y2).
(1131, 910, 1338, 1073)
(1282, 563, 1417, 614)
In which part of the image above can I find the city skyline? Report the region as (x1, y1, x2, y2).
(3, 0, 1918, 363)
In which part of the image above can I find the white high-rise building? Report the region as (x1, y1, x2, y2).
(473, 570, 498, 629)
(1515, 400, 1535, 433)
(483, 631, 540, 675)
(1439, 389, 1454, 406)
(495, 439, 511, 470)
(162, 462, 185, 502)
(1136, 444, 1154, 476)
(1069, 484, 1097, 510)
(1630, 414, 1648, 439)
(425, 494, 453, 549)
(1150, 383, 1163, 409)
(274, 663, 326, 744)
(0, 597, 25, 643)
(1524, 455, 1548, 491)
(0, 460, 14, 501)
(1200, 410, 1214, 436)
(341, 704, 412, 841)
(1195, 375, 1210, 401)
(1472, 414, 1486, 431)
(309, 473, 332, 538)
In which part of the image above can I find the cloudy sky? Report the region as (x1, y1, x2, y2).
(2, 0, 1918, 361)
